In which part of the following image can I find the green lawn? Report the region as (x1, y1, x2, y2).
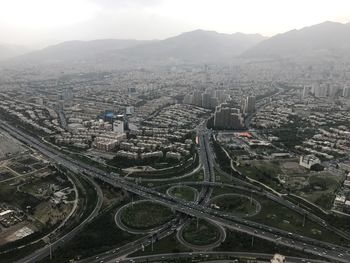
(295, 174, 342, 210)
(168, 186, 197, 202)
(121, 201, 174, 230)
(212, 186, 345, 245)
(237, 161, 284, 191)
(41, 205, 138, 263)
(182, 219, 220, 246)
(210, 194, 258, 217)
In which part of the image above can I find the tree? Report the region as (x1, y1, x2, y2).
(310, 163, 324, 172)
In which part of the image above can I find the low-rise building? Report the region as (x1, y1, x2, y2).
(299, 155, 321, 169)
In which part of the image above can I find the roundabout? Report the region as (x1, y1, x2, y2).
(177, 218, 226, 250)
(166, 185, 199, 202)
(115, 200, 175, 234)
(209, 193, 261, 217)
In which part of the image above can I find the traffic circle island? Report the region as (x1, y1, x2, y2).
(209, 193, 261, 217)
(177, 218, 225, 250)
(166, 185, 199, 202)
(115, 200, 175, 234)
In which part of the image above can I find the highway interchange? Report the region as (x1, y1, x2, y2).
(1, 119, 350, 263)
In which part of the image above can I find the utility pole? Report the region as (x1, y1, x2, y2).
(196, 217, 199, 230)
(251, 236, 254, 247)
(302, 214, 306, 227)
(151, 236, 154, 252)
(49, 241, 52, 260)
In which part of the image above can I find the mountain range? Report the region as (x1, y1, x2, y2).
(8, 30, 265, 65)
(0, 44, 32, 61)
(241, 21, 350, 59)
(3, 21, 350, 65)
(115, 30, 266, 63)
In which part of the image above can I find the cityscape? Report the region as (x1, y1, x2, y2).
(1, 1, 350, 263)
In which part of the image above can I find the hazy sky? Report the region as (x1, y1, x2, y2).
(1, 0, 350, 47)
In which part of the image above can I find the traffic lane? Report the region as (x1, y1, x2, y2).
(113, 251, 326, 263)
(1, 124, 348, 263)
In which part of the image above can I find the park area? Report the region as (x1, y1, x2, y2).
(182, 218, 221, 247)
(238, 159, 343, 210)
(210, 194, 260, 217)
(120, 200, 174, 230)
(167, 185, 198, 202)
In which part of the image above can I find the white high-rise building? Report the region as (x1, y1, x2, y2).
(343, 86, 350, 98)
(113, 120, 124, 134)
(201, 93, 212, 109)
(314, 83, 328, 97)
(214, 104, 244, 130)
(215, 90, 227, 103)
(243, 96, 256, 114)
(329, 85, 340, 97)
(183, 94, 194, 105)
(302, 85, 312, 99)
(125, 106, 134, 115)
(193, 91, 202, 107)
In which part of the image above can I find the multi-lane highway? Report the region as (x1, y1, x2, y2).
(115, 251, 328, 263)
(15, 174, 104, 263)
(1, 120, 350, 263)
(79, 126, 216, 263)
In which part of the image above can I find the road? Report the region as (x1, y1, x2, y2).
(124, 155, 203, 183)
(115, 251, 327, 263)
(79, 125, 215, 263)
(13, 173, 103, 263)
(1, 120, 350, 263)
(214, 141, 350, 242)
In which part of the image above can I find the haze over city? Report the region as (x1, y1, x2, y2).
(1, 0, 350, 47)
(1, 1, 350, 263)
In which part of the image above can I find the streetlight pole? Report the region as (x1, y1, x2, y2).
(49, 241, 52, 260)
(151, 236, 154, 252)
